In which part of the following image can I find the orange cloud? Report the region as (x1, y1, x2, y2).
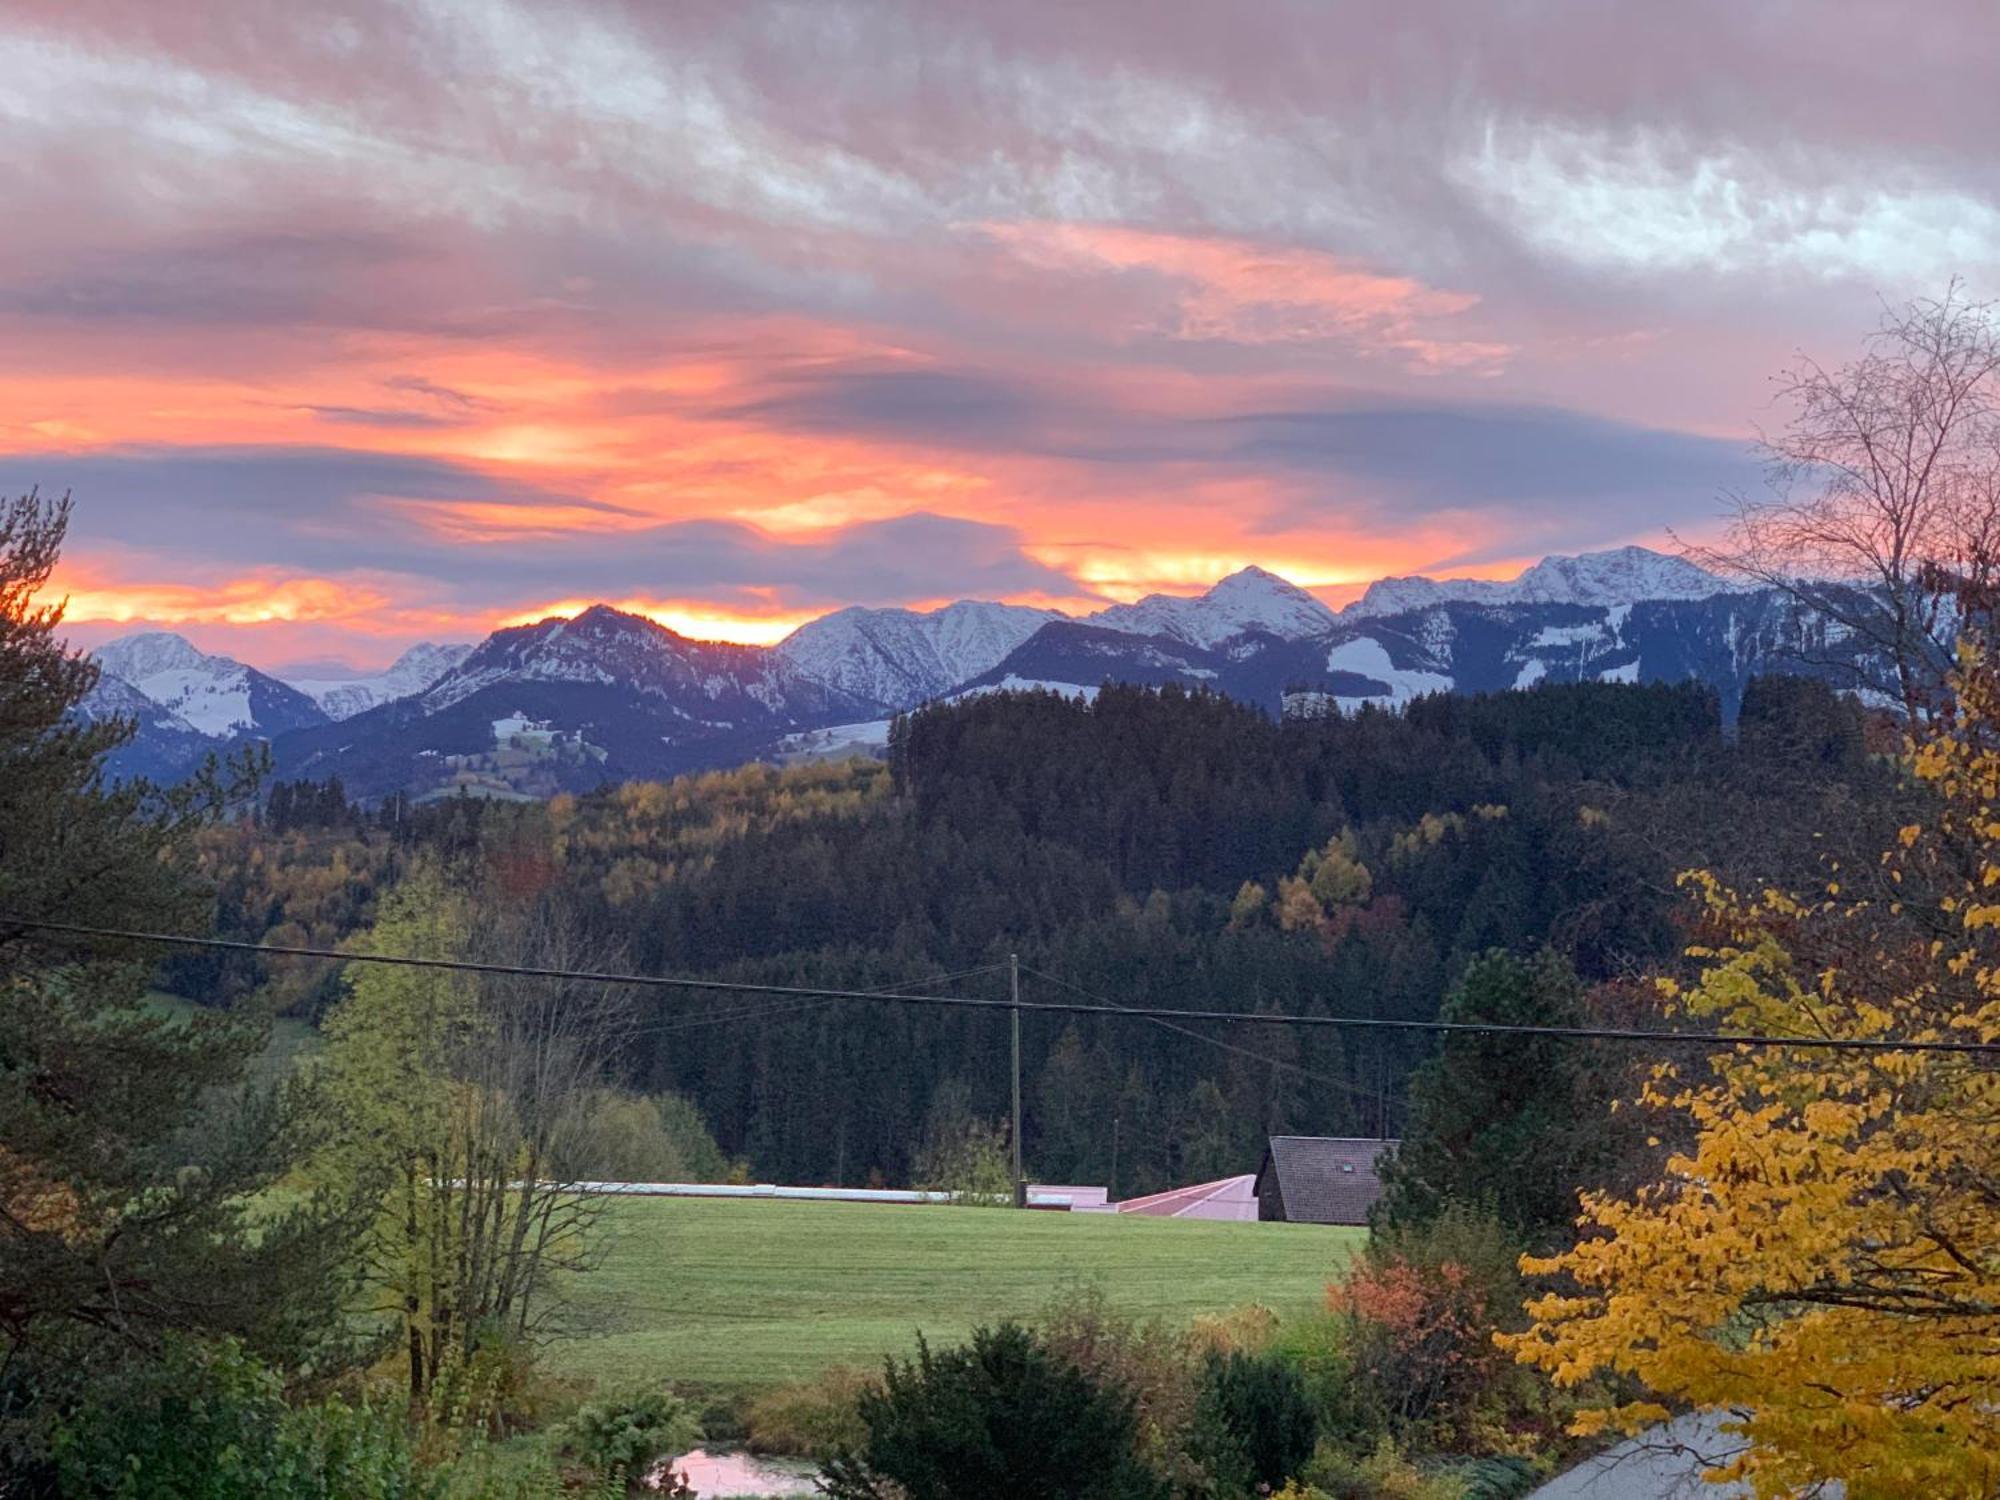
(55, 570, 397, 628)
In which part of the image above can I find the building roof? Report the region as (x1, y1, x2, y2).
(1114, 1174, 1257, 1220)
(1257, 1136, 1396, 1225)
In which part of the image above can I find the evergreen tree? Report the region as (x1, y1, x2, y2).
(822, 1323, 1168, 1500)
(1372, 949, 1618, 1248)
(0, 493, 368, 1473)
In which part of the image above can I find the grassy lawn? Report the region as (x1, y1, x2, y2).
(143, 992, 321, 1085)
(553, 1196, 1362, 1392)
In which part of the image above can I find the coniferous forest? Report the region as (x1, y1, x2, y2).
(168, 673, 1896, 1197)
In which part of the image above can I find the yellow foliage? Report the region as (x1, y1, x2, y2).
(1276, 874, 1325, 934)
(1298, 829, 1373, 908)
(1504, 641, 2000, 1497)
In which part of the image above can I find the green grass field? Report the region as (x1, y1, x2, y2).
(143, 992, 322, 1086)
(553, 1197, 1362, 1391)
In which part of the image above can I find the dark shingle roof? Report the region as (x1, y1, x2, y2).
(1258, 1136, 1395, 1225)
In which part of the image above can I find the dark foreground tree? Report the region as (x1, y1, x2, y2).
(821, 1322, 1168, 1500)
(0, 492, 369, 1474)
(1372, 949, 1621, 1248)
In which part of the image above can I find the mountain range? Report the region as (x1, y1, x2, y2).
(77, 546, 1889, 798)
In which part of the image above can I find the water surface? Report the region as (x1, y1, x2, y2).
(658, 1448, 820, 1497)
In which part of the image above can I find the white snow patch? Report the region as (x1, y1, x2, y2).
(1530, 621, 1607, 648)
(1324, 638, 1453, 711)
(952, 677, 1102, 703)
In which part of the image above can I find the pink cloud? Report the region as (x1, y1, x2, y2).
(976, 223, 1512, 372)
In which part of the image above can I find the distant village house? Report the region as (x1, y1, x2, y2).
(1254, 1136, 1396, 1225)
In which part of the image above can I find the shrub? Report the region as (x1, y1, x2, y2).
(1186, 1303, 1279, 1358)
(420, 1329, 553, 1442)
(1427, 1455, 1540, 1499)
(48, 1335, 282, 1499)
(744, 1365, 872, 1460)
(1190, 1350, 1318, 1495)
(552, 1388, 702, 1494)
(820, 1322, 1169, 1500)
(1268, 1312, 1374, 1449)
(1326, 1207, 1523, 1447)
(562, 1089, 738, 1184)
(1302, 1437, 1465, 1500)
(48, 1335, 435, 1500)
(1034, 1285, 1201, 1490)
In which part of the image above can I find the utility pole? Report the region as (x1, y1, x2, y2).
(1010, 952, 1025, 1208)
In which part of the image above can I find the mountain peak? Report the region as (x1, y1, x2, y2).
(96, 630, 215, 678)
(1091, 566, 1336, 648)
(1344, 545, 1730, 617)
(92, 632, 325, 739)
(283, 640, 475, 721)
(1205, 565, 1322, 605)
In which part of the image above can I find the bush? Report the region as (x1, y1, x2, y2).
(1302, 1437, 1465, 1500)
(562, 1089, 738, 1184)
(1031, 1285, 1211, 1491)
(744, 1365, 872, 1459)
(48, 1335, 434, 1500)
(1190, 1350, 1318, 1495)
(1186, 1303, 1280, 1358)
(1427, 1455, 1540, 1499)
(1325, 1207, 1523, 1448)
(551, 1388, 702, 1494)
(821, 1322, 1168, 1500)
(420, 1329, 556, 1442)
(1268, 1313, 1374, 1450)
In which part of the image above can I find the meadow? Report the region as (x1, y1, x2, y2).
(552, 1196, 1362, 1391)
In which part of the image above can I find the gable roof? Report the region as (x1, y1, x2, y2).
(1257, 1136, 1395, 1225)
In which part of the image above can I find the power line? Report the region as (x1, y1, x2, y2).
(9, 915, 2000, 1056)
(1018, 962, 1385, 1106)
(625, 963, 1009, 1039)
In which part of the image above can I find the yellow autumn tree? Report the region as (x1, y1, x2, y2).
(1504, 644, 2000, 1497)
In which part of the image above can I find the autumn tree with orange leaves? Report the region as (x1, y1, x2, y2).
(1505, 638, 2000, 1497)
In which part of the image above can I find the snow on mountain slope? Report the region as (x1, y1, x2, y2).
(1089, 566, 1337, 648)
(285, 641, 474, 720)
(420, 605, 865, 723)
(93, 633, 328, 738)
(1346, 546, 1732, 617)
(75, 669, 220, 781)
(1321, 637, 1455, 710)
(776, 600, 1061, 709)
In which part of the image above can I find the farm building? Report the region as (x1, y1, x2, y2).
(1254, 1136, 1396, 1225)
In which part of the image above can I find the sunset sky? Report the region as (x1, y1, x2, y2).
(6, 2, 1997, 671)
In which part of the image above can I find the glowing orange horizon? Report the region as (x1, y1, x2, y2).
(13, 271, 1685, 670)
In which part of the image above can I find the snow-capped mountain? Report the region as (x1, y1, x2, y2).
(93, 633, 328, 739)
(418, 605, 859, 721)
(284, 641, 474, 721)
(270, 605, 879, 797)
(75, 669, 220, 782)
(968, 588, 1893, 726)
(1347, 546, 1732, 617)
(776, 600, 1063, 710)
(1089, 566, 1339, 647)
(85, 543, 1897, 797)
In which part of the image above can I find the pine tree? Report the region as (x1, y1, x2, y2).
(1371, 949, 1616, 1248)
(0, 493, 367, 1471)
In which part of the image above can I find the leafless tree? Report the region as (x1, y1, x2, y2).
(332, 870, 641, 1404)
(1689, 285, 2000, 718)
(434, 893, 639, 1372)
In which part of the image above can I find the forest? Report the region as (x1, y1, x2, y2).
(165, 671, 1894, 1196)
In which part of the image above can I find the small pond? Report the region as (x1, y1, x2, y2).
(656, 1448, 821, 1497)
